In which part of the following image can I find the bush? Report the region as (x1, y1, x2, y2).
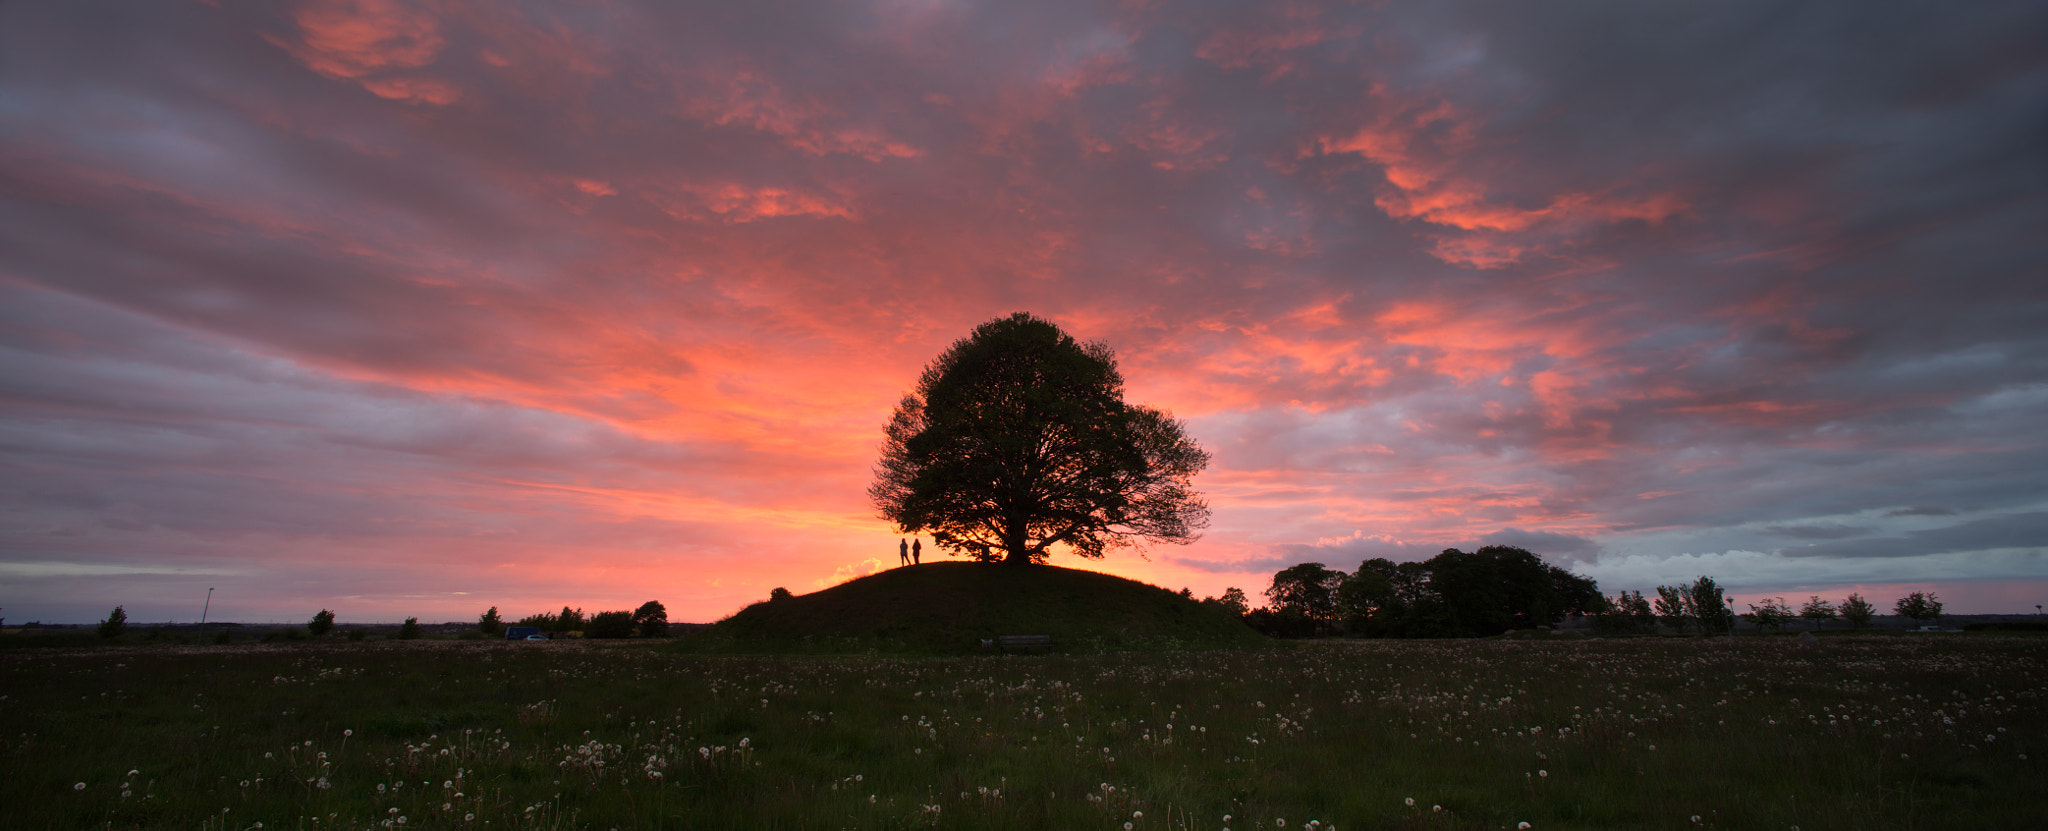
(397, 617, 422, 640)
(309, 609, 336, 637)
(98, 606, 128, 638)
(634, 601, 669, 638)
(479, 606, 505, 636)
(588, 610, 635, 639)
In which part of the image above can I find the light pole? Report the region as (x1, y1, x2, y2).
(199, 587, 213, 644)
(1727, 597, 1736, 643)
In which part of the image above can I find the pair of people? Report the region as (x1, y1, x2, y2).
(897, 537, 922, 566)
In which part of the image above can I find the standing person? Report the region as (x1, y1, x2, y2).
(912, 538, 921, 565)
(899, 538, 909, 566)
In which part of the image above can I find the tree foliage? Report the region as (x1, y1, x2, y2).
(1257, 547, 1600, 638)
(309, 609, 336, 638)
(1204, 587, 1250, 617)
(1840, 593, 1876, 628)
(1797, 595, 1836, 629)
(98, 606, 127, 638)
(870, 313, 1210, 565)
(397, 617, 421, 640)
(1743, 597, 1792, 633)
(1894, 591, 1944, 623)
(633, 600, 669, 637)
(479, 606, 505, 636)
(588, 610, 635, 639)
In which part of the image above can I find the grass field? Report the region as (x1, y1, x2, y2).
(2, 634, 2041, 830)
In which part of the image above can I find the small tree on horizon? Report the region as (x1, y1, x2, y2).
(479, 606, 504, 636)
(1894, 591, 1944, 624)
(1206, 587, 1250, 617)
(632, 600, 668, 637)
(1840, 593, 1876, 628)
(1654, 585, 1691, 634)
(1798, 596, 1837, 630)
(397, 617, 421, 639)
(588, 610, 634, 639)
(1744, 597, 1792, 633)
(98, 605, 128, 638)
(557, 606, 585, 633)
(309, 609, 336, 638)
(869, 312, 1210, 566)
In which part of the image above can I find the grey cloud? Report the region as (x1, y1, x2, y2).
(1763, 524, 1871, 540)
(1477, 528, 1601, 563)
(1780, 512, 2048, 559)
(1886, 506, 1957, 517)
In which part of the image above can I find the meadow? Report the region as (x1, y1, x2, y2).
(2, 634, 2041, 830)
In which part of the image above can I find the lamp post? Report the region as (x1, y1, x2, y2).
(199, 587, 213, 644)
(1727, 597, 1736, 643)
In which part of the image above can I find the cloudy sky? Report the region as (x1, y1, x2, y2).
(4, 0, 2045, 624)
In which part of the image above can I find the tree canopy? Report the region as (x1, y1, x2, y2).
(870, 313, 1210, 565)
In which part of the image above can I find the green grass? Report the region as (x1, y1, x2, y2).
(1, 635, 2042, 829)
(684, 562, 1269, 654)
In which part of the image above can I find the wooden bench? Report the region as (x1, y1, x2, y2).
(993, 634, 1052, 653)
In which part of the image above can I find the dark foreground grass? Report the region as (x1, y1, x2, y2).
(1, 635, 2042, 830)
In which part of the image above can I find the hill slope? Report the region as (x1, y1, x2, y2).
(680, 562, 1267, 654)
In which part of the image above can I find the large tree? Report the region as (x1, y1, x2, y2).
(870, 313, 1210, 565)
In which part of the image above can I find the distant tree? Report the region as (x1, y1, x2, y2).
(309, 609, 336, 638)
(1840, 593, 1876, 628)
(1743, 597, 1792, 633)
(1798, 596, 1837, 630)
(632, 600, 669, 637)
(1267, 563, 1344, 633)
(1684, 576, 1732, 636)
(1595, 590, 1654, 635)
(98, 606, 128, 638)
(516, 611, 560, 630)
(587, 610, 635, 639)
(768, 587, 794, 602)
(1335, 564, 1396, 630)
(397, 617, 421, 640)
(1654, 585, 1691, 634)
(1206, 587, 1250, 617)
(479, 606, 505, 636)
(557, 606, 585, 633)
(869, 313, 1210, 565)
(1894, 591, 1944, 624)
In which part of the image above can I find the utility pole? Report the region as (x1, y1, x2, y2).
(199, 587, 214, 644)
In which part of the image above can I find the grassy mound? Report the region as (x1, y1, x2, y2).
(677, 561, 1267, 654)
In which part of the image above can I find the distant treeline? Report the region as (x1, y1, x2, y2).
(486, 601, 670, 639)
(1203, 546, 1962, 639)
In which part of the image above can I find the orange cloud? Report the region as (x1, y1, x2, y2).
(1314, 89, 1686, 267)
(268, 0, 461, 105)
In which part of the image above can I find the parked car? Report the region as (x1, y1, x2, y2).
(505, 626, 547, 641)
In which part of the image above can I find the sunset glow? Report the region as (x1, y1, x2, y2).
(3, 0, 2045, 623)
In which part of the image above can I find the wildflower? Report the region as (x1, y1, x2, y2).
(1134, 811, 1143, 819)
(1404, 798, 1414, 807)
(1520, 824, 1532, 830)
(1125, 824, 1134, 831)
(465, 814, 475, 821)
(73, 782, 86, 791)
(1539, 770, 1548, 778)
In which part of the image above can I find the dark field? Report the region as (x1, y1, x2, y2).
(2, 634, 2042, 829)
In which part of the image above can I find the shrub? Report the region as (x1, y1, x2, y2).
(769, 587, 794, 602)
(397, 617, 422, 639)
(309, 609, 336, 637)
(479, 606, 505, 636)
(97, 606, 128, 638)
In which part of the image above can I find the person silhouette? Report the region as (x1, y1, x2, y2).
(912, 538, 921, 564)
(899, 538, 909, 567)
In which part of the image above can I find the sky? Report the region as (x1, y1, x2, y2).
(3, 0, 2046, 625)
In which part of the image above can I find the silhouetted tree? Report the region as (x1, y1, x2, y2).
(309, 609, 335, 637)
(1840, 593, 1876, 628)
(870, 313, 1209, 565)
(1744, 597, 1792, 633)
(1267, 563, 1344, 632)
(1654, 585, 1691, 633)
(633, 600, 669, 637)
(1595, 590, 1655, 634)
(397, 617, 421, 639)
(479, 606, 504, 636)
(1335, 564, 1396, 632)
(768, 587, 794, 602)
(1203, 587, 1250, 616)
(1685, 576, 1732, 635)
(588, 610, 635, 639)
(1894, 591, 1944, 624)
(1798, 596, 1836, 630)
(98, 606, 127, 638)
(557, 606, 585, 633)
